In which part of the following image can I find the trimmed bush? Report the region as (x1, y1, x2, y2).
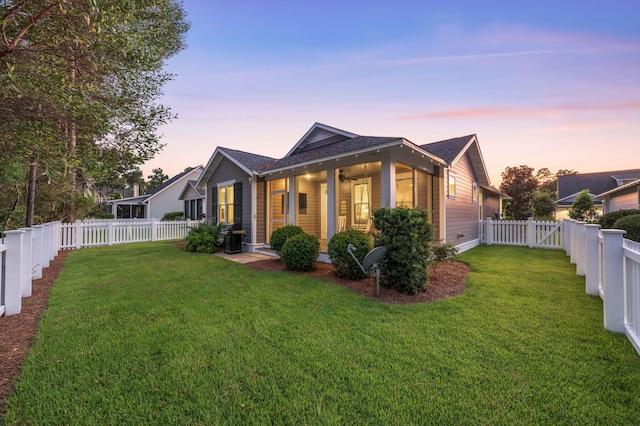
(269, 225, 305, 253)
(430, 242, 458, 261)
(185, 222, 223, 253)
(372, 207, 433, 294)
(327, 229, 373, 280)
(162, 211, 184, 221)
(599, 209, 640, 229)
(613, 214, 640, 242)
(280, 233, 320, 271)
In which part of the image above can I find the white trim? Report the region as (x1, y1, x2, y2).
(455, 238, 480, 254)
(285, 122, 359, 157)
(216, 179, 236, 188)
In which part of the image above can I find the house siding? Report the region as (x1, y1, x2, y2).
(296, 178, 321, 237)
(483, 193, 500, 220)
(206, 157, 253, 242)
(445, 152, 479, 245)
(256, 180, 267, 244)
(609, 187, 640, 212)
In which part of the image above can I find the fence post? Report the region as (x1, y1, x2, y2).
(152, 220, 158, 242)
(485, 217, 493, 245)
(18, 228, 33, 297)
(4, 230, 25, 315)
(601, 229, 626, 333)
(108, 221, 114, 245)
(32, 225, 43, 280)
(73, 220, 82, 249)
(563, 219, 571, 255)
(42, 223, 51, 268)
(575, 221, 586, 276)
(585, 224, 600, 295)
(526, 217, 534, 248)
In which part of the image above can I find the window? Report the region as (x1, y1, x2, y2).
(218, 184, 234, 224)
(472, 181, 478, 203)
(396, 172, 413, 207)
(448, 173, 456, 198)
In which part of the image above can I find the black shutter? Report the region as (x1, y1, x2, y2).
(233, 182, 242, 225)
(211, 187, 218, 224)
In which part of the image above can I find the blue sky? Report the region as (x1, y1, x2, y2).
(144, 0, 640, 185)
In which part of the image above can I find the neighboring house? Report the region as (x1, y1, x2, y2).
(196, 123, 506, 254)
(109, 166, 203, 219)
(179, 180, 206, 220)
(556, 169, 640, 219)
(596, 178, 640, 214)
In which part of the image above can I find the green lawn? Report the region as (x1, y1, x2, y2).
(3, 243, 640, 424)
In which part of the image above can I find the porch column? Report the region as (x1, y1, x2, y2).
(381, 158, 396, 208)
(288, 176, 296, 225)
(250, 176, 257, 246)
(327, 167, 336, 239)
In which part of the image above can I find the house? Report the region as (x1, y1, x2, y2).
(596, 178, 640, 214)
(109, 166, 203, 219)
(196, 123, 505, 254)
(179, 179, 206, 220)
(556, 169, 640, 219)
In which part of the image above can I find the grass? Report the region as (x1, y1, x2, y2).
(3, 243, 640, 424)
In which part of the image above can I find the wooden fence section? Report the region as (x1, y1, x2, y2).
(1, 220, 193, 317)
(479, 218, 564, 249)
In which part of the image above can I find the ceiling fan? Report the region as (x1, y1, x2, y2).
(339, 170, 357, 182)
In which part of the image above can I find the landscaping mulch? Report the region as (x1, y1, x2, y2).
(0, 250, 69, 414)
(245, 258, 470, 304)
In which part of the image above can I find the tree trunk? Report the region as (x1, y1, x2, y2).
(25, 158, 37, 227)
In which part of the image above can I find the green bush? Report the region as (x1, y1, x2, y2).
(88, 211, 114, 219)
(269, 225, 305, 253)
(613, 214, 640, 242)
(280, 233, 320, 271)
(327, 229, 373, 280)
(430, 242, 458, 261)
(162, 211, 184, 221)
(372, 207, 433, 294)
(599, 209, 640, 229)
(185, 222, 223, 253)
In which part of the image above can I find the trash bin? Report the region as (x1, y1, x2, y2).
(223, 223, 245, 254)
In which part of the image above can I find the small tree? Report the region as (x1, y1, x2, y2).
(533, 190, 556, 220)
(372, 207, 433, 294)
(500, 165, 538, 219)
(568, 190, 598, 222)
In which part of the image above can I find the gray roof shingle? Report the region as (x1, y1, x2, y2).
(220, 148, 277, 172)
(419, 135, 475, 164)
(557, 169, 640, 204)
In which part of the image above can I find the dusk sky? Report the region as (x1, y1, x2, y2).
(144, 0, 640, 186)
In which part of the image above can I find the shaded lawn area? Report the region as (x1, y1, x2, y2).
(3, 243, 640, 424)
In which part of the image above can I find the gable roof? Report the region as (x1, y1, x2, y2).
(197, 146, 277, 189)
(420, 134, 492, 187)
(179, 180, 205, 200)
(285, 122, 359, 157)
(111, 166, 203, 204)
(557, 169, 640, 203)
(595, 177, 640, 199)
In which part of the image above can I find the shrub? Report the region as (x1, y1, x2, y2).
(599, 209, 640, 229)
(162, 211, 184, 221)
(280, 233, 320, 271)
(372, 207, 433, 295)
(568, 190, 598, 222)
(269, 225, 305, 253)
(88, 211, 114, 219)
(430, 242, 458, 261)
(613, 214, 640, 242)
(185, 222, 223, 253)
(327, 229, 373, 280)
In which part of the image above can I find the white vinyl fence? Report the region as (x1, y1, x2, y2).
(479, 217, 564, 249)
(1, 219, 193, 316)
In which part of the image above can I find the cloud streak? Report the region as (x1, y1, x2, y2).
(399, 100, 640, 120)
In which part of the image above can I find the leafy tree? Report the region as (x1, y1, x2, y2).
(0, 0, 189, 226)
(568, 190, 598, 222)
(147, 168, 170, 191)
(533, 190, 556, 220)
(536, 168, 578, 195)
(500, 166, 538, 220)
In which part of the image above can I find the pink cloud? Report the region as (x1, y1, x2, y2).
(400, 100, 640, 120)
